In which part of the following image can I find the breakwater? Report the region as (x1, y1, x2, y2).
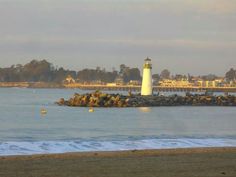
(57, 91, 236, 107)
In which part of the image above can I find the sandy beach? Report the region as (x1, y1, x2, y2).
(0, 147, 236, 177)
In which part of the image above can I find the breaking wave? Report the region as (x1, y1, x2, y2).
(1, 138, 236, 156)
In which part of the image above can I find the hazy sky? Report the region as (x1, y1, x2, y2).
(0, 0, 235, 75)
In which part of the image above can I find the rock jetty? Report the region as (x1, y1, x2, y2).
(56, 91, 236, 107)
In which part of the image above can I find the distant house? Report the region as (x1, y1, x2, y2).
(89, 80, 105, 85)
(115, 76, 124, 85)
(195, 78, 225, 87)
(159, 79, 193, 87)
(129, 80, 141, 86)
(214, 77, 225, 87)
(64, 75, 76, 84)
(106, 83, 117, 86)
(229, 80, 236, 87)
(195, 79, 204, 87)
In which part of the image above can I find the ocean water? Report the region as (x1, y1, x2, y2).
(0, 88, 236, 156)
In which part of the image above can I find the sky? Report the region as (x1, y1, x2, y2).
(0, 0, 235, 75)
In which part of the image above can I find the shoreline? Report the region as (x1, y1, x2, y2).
(1, 147, 236, 177)
(1, 138, 236, 156)
(2, 147, 236, 158)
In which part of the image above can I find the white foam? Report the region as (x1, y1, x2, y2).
(0, 138, 236, 156)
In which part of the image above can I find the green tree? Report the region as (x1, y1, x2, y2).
(160, 69, 170, 79)
(225, 68, 236, 82)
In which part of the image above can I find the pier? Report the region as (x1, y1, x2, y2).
(0, 82, 30, 88)
(0, 82, 236, 93)
(64, 84, 236, 93)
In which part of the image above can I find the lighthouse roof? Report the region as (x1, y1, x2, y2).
(145, 57, 151, 61)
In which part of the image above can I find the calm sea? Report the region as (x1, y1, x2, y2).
(0, 88, 236, 156)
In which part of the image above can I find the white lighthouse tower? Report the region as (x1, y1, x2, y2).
(141, 57, 153, 96)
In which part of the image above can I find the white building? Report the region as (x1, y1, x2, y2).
(64, 75, 75, 84)
(159, 79, 193, 87)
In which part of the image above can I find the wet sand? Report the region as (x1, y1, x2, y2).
(0, 147, 236, 177)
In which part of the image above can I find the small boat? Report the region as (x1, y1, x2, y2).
(40, 108, 47, 115)
(89, 107, 94, 113)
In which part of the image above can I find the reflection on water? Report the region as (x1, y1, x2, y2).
(138, 107, 151, 113)
(40, 108, 47, 116)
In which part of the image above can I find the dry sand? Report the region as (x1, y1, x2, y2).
(0, 147, 236, 177)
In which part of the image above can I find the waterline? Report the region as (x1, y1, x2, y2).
(1, 138, 236, 156)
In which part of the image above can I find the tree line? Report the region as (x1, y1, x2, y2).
(0, 60, 76, 83)
(0, 60, 142, 83)
(0, 59, 235, 83)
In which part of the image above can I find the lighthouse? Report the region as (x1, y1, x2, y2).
(141, 57, 153, 96)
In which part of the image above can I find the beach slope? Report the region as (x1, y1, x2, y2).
(0, 148, 236, 177)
